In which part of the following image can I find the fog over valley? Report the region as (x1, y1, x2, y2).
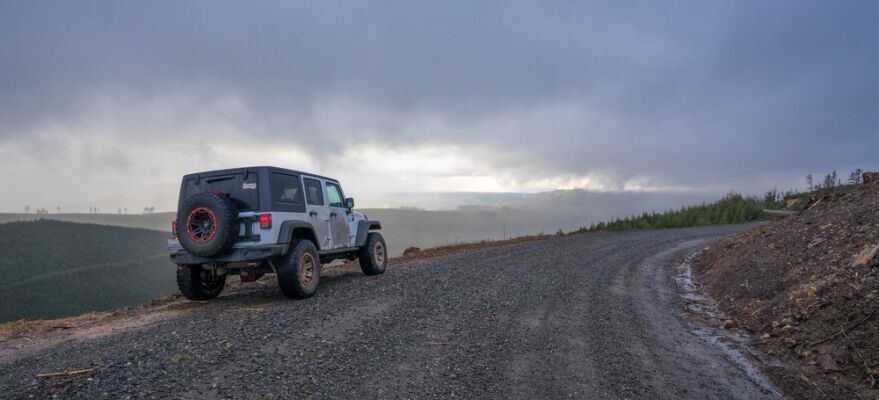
(2, 188, 720, 256)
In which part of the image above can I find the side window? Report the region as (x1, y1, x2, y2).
(304, 178, 324, 206)
(270, 173, 303, 204)
(326, 182, 344, 208)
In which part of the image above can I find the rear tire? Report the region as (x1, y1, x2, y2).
(177, 265, 226, 300)
(359, 232, 387, 276)
(277, 240, 321, 299)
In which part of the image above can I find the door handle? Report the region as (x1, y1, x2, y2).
(329, 212, 337, 218)
(309, 211, 318, 217)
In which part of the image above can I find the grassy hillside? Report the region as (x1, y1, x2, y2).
(0, 220, 175, 322)
(0, 212, 174, 232)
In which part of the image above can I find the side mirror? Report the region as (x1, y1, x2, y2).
(345, 198, 355, 209)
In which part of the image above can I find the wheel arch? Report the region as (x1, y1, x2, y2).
(355, 220, 382, 247)
(278, 220, 321, 250)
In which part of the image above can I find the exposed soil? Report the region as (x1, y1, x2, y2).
(692, 177, 879, 399)
(0, 225, 775, 399)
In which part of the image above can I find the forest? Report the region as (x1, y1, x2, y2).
(575, 193, 765, 233)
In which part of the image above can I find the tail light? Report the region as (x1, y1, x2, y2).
(171, 220, 177, 236)
(259, 214, 272, 229)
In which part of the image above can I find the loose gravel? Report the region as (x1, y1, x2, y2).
(1, 225, 775, 399)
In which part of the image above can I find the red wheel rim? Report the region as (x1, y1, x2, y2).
(186, 207, 218, 243)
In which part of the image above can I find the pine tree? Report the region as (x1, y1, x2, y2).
(823, 173, 835, 191)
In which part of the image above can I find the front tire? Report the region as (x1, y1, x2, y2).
(177, 265, 226, 300)
(359, 232, 387, 276)
(277, 240, 321, 299)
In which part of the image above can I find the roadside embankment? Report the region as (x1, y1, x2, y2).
(692, 173, 879, 399)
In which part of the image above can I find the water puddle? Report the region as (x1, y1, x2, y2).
(676, 250, 783, 398)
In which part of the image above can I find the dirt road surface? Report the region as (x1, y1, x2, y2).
(1, 225, 780, 399)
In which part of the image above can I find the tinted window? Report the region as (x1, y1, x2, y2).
(326, 182, 344, 208)
(270, 173, 303, 204)
(304, 178, 324, 206)
(181, 171, 259, 211)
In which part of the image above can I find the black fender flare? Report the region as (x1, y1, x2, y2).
(355, 220, 382, 247)
(278, 220, 321, 250)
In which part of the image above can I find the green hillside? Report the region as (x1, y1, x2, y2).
(0, 220, 175, 322)
(575, 193, 765, 233)
(0, 212, 175, 232)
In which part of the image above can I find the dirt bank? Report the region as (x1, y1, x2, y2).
(692, 176, 879, 399)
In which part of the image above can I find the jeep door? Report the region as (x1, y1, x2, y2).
(303, 177, 331, 250)
(325, 182, 351, 249)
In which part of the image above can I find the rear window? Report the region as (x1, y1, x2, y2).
(180, 171, 259, 211)
(270, 173, 303, 205)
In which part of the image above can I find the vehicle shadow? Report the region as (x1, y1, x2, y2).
(204, 262, 370, 305)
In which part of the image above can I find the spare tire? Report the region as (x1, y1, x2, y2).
(176, 193, 238, 257)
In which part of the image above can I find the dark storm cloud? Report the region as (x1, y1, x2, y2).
(1, 0, 877, 190)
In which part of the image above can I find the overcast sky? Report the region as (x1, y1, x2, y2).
(1, 1, 877, 212)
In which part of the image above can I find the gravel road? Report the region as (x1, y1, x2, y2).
(1, 225, 778, 399)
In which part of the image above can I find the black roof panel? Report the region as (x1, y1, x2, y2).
(182, 166, 339, 183)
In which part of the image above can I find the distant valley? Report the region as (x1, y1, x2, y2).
(3, 189, 720, 256)
(0, 220, 174, 323)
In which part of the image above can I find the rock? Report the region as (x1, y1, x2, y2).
(851, 243, 879, 268)
(723, 320, 737, 330)
(807, 237, 826, 249)
(817, 353, 842, 372)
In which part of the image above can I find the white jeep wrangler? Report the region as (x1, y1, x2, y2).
(168, 166, 386, 300)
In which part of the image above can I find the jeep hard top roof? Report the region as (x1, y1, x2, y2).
(182, 166, 339, 183)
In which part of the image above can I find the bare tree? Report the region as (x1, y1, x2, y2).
(806, 174, 813, 191)
(823, 172, 836, 191)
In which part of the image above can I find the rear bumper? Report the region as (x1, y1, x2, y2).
(170, 244, 288, 265)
